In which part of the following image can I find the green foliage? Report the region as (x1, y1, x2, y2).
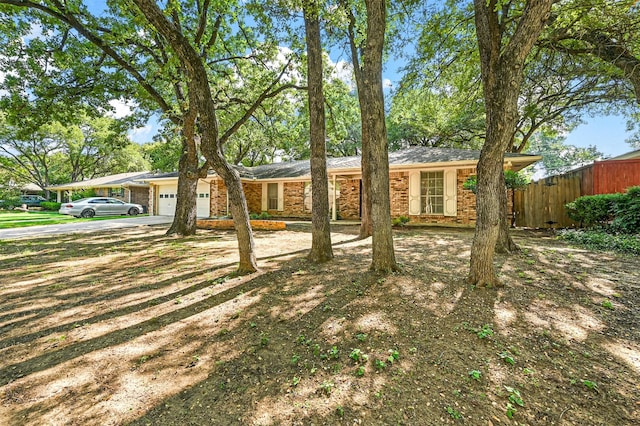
(71, 189, 97, 201)
(582, 380, 598, 390)
(601, 300, 614, 310)
(391, 216, 410, 227)
(565, 187, 640, 242)
(250, 211, 272, 220)
(476, 324, 494, 339)
(445, 406, 462, 419)
(565, 194, 622, 227)
(611, 186, 640, 234)
(559, 229, 640, 255)
(499, 351, 515, 365)
(527, 132, 605, 177)
(468, 370, 482, 381)
(40, 201, 61, 211)
(463, 170, 529, 194)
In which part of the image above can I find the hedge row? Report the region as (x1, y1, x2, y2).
(565, 186, 640, 234)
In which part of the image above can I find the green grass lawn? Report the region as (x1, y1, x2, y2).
(0, 210, 147, 229)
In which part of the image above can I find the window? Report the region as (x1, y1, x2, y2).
(421, 171, 444, 214)
(109, 187, 124, 197)
(267, 183, 278, 210)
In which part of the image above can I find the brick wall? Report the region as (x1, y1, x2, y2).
(210, 179, 228, 216)
(243, 182, 262, 214)
(339, 179, 360, 219)
(282, 182, 307, 217)
(129, 187, 149, 211)
(389, 172, 408, 218)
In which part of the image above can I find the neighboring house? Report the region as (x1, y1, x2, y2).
(47, 171, 155, 213)
(143, 147, 540, 226)
(515, 149, 640, 228)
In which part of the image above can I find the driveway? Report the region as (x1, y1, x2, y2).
(0, 216, 174, 240)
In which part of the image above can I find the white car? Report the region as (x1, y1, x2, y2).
(59, 197, 143, 218)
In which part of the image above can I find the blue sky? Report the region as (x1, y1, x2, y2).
(563, 115, 635, 158)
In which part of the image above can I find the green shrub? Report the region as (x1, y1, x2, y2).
(258, 211, 271, 219)
(463, 170, 529, 194)
(565, 194, 622, 227)
(40, 201, 62, 211)
(392, 216, 410, 227)
(558, 229, 640, 255)
(71, 189, 97, 201)
(0, 195, 21, 209)
(611, 186, 640, 234)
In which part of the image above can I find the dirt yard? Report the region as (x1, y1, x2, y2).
(0, 224, 638, 425)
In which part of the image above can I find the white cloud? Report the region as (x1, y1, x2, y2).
(107, 99, 136, 119)
(128, 124, 153, 143)
(328, 59, 355, 90)
(383, 78, 393, 89)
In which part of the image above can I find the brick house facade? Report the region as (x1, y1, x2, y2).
(144, 148, 538, 227)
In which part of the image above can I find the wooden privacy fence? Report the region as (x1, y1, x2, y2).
(514, 174, 582, 228)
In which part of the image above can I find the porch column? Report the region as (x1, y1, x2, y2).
(56, 190, 61, 202)
(332, 174, 337, 221)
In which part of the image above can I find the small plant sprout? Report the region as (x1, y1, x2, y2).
(522, 367, 534, 375)
(260, 333, 269, 347)
(320, 381, 334, 395)
(499, 351, 515, 366)
(292, 376, 300, 386)
(504, 386, 524, 407)
(329, 346, 340, 360)
(387, 349, 400, 364)
(468, 370, 482, 381)
(506, 402, 517, 419)
(356, 333, 368, 342)
(374, 359, 387, 370)
(336, 405, 344, 417)
(349, 349, 363, 362)
(601, 300, 614, 310)
(445, 406, 462, 419)
(476, 324, 494, 339)
(291, 354, 300, 365)
(582, 380, 598, 391)
(355, 366, 365, 377)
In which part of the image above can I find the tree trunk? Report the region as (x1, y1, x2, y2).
(362, 0, 397, 272)
(210, 154, 258, 274)
(167, 131, 198, 236)
(496, 170, 518, 253)
(359, 135, 373, 239)
(133, 0, 258, 274)
(304, 3, 333, 263)
(344, 4, 372, 239)
(469, 0, 552, 286)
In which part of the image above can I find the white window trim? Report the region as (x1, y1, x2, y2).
(408, 169, 457, 217)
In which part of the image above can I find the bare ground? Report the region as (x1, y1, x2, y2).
(0, 224, 638, 426)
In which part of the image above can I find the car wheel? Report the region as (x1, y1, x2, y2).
(81, 209, 95, 218)
(128, 207, 139, 216)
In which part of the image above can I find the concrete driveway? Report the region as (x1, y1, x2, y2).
(0, 216, 174, 240)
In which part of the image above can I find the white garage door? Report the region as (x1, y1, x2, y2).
(157, 185, 177, 216)
(197, 182, 210, 218)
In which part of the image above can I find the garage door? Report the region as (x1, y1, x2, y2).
(197, 182, 210, 217)
(157, 185, 177, 216)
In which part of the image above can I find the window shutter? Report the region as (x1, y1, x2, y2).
(408, 171, 421, 215)
(277, 183, 284, 211)
(444, 169, 457, 217)
(261, 183, 267, 211)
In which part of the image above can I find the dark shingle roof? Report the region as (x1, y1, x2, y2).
(246, 147, 538, 179)
(141, 147, 539, 182)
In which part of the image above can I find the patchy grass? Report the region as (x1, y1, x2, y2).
(0, 225, 638, 425)
(0, 210, 147, 229)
